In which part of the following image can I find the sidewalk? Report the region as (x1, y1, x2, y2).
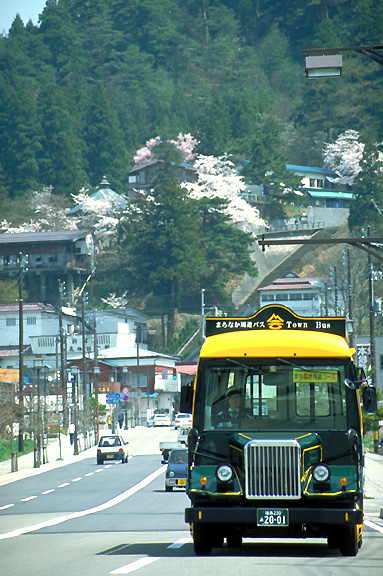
(0, 433, 96, 487)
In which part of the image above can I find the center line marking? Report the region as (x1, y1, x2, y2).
(58, 483, 70, 488)
(21, 496, 37, 502)
(41, 489, 55, 495)
(0, 504, 14, 510)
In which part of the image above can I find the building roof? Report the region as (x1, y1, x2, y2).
(259, 274, 322, 292)
(286, 164, 338, 176)
(0, 230, 90, 245)
(0, 303, 55, 313)
(68, 177, 128, 214)
(129, 159, 195, 174)
(305, 190, 354, 200)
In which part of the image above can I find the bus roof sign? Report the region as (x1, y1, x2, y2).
(205, 305, 347, 339)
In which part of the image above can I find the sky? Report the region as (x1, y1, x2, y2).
(0, 0, 47, 35)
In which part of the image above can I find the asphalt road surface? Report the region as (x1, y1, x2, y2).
(1, 426, 383, 576)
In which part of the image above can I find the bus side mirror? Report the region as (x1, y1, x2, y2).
(180, 382, 193, 413)
(362, 386, 377, 414)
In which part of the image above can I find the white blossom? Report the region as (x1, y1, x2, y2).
(101, 292, 129, 308)
(71, 189, 128, 249)
(183, 154, 265, 234)
(323, 130, 364, 185)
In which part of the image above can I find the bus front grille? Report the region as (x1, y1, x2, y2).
(244, 440, 301, 499)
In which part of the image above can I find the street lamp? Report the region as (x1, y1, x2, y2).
(305, 54, 342, 78)
(302, 45, 383, 77)
(33, 358, 44, 468)
(71, 365, 79, 455)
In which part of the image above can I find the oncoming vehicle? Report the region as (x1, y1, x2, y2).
(180, 305, 377, 557)
(165, 448, 188, 491)
(97, 434, 128, 464)
(154, 414, 171, 426)
(174, 413, 192, 429)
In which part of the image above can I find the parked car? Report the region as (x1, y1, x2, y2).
(174, 413, 192, 429)
(378, 439, 383, 455)
(165, 448, 188, 491)
(154, 413, 171, 427)
(97, 434, 128, 465)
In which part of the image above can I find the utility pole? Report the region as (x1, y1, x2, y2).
(18, 253, 24, 452)
(368, 226, 376, 386)
(82, 293, 88, 403)
(58, 280, 68, 429)
(347, 248, 354, 348)
(201, 288, 206, 343)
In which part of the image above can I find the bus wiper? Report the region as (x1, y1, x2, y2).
(277, 358, 304, 370)
(225, 358, 257, 371)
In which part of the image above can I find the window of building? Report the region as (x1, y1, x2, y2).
(6, 317, 17, 326)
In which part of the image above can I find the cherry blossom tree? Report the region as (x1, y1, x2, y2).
(70, 188, 128, 249)
(183, 154, 265, 234)
(323, 130, 364, 185)
(133, 132, 199, 167)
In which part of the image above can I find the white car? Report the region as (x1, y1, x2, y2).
(97, 434, 129, 464)
(154, 414, 171, 426)
(174, 413, 192, 429)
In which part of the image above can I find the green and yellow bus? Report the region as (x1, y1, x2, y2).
(180, 305, 377, 556)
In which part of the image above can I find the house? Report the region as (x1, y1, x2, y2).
(0, 230, 95, 305)
(258, 272, 325, 316)
(128, 159, 197, 199)
(67, 176, 128, 215)
(285, 164, 354, 209)
(0, 304, 181, 427)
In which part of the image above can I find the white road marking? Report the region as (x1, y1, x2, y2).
(110, 557, 160, 574)
(365, 519, 383, 535)
(72, 477, 82, 482)
(58, 482, 70, 487)
(109, 537, 191, 574)
(167, 537, 192, 548)
(41, 489, 55, 495)
(20, 496, 37, 502)
(0, 504, 14, 510)
(0, 466, 166, 540)
(84, 472, 94, 477)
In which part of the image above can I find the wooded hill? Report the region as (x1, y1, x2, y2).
(1, 0, 382, 200)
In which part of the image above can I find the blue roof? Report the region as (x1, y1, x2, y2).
(286, 164, 337, 176)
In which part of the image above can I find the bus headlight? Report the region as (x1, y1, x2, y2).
(216, 464, 234, 482)
(313, 464, 330, 482)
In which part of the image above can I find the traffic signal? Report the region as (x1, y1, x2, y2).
(172, 368, 177, 380)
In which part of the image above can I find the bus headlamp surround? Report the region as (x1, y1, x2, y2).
(313, 464, 330, 482)
(216, 464, 234, 482)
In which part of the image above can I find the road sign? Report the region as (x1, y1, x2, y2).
(122, 394, 129, 401)
(122, 387, 129, 394)
(106, 393, 121, 405)
(67, 371, 77, 383)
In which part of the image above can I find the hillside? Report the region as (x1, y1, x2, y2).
(0, 0, 382, 199)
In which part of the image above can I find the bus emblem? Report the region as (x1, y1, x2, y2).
(267, 313, 284, 330)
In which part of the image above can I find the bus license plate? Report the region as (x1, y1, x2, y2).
(257, 509, 289, 527)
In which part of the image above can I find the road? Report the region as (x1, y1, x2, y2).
(0, 426, 383, 576)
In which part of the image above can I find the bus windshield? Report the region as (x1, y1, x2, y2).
(194, 361, 349, 432)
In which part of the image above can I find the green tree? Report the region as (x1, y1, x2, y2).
(348, 142, 383, 233)
(120, 162, 201, 348)
(242, 114, 301, 198)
